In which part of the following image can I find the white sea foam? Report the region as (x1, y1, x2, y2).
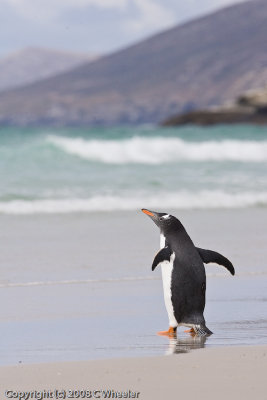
(47, 135, 267, 164)
(1, 191, 267, 214)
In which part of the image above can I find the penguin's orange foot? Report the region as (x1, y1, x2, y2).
(157, 327, 177, 337)
(184, 328, 195, 333)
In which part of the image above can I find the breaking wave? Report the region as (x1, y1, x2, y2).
(1, 191, 267, 214)
(47, 135, 267, 164)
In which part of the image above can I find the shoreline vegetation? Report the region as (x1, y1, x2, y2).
(162, 89, 267, 126)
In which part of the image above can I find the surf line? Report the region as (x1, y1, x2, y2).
(0, 276, 160, 288)
(0, 271, 266, 289)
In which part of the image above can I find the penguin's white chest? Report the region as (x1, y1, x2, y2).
(161, 254, 177, 328)
(159, 234, 178, 328)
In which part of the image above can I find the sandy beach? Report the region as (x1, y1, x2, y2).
(1, 209, 267, 363)
(0, 209, 267, 399)
(1, 345, 267, 399)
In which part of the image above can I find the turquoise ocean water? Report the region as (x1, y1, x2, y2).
(1, 124, 267, 214)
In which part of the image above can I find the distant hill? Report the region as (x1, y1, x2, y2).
(0, 48, 98, 92)
(0, 0, 267, 126)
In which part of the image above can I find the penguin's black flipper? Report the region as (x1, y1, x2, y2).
(197, 247, 235, 275)
(152, 246, 172, 271)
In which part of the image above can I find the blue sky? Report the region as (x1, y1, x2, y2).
(1, 0, 247, 56)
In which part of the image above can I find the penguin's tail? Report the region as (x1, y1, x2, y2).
(194, 324, 213, 336)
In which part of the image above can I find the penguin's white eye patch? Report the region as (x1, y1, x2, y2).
(163, 214, 170, 219)
(161, 214, 170, 220)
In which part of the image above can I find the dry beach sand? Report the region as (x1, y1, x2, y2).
(1, 345, 267, 400)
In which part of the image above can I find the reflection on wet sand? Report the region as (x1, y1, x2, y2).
(166, 335, 207, 355)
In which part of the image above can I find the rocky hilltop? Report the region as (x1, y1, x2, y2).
(162, 89, 267, 126)
(0, 0, 267, 126)
(0, 48, 98, 93)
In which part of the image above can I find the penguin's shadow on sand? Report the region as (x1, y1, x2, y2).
(166, 335, 207, 355)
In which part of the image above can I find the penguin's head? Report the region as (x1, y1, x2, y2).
(141, 208, 179, 234)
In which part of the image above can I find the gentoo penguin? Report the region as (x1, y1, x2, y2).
(142, 209, 235, 336)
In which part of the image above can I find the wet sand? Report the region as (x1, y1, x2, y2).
(0, 209, 267, 370)
(1, 345, 267, 400)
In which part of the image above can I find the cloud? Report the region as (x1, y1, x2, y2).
(4, 0, 175, 31)
(0, 0, 248, 57)
(3, 0, 128, 20)
(3, 0, 245, 29)
(164, 0, 248, 23)
(126, 0, 176, 32)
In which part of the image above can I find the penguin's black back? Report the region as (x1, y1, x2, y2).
(167, 225, 207, 326)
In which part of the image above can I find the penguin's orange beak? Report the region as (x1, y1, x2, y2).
(142, 209, 155, 217)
